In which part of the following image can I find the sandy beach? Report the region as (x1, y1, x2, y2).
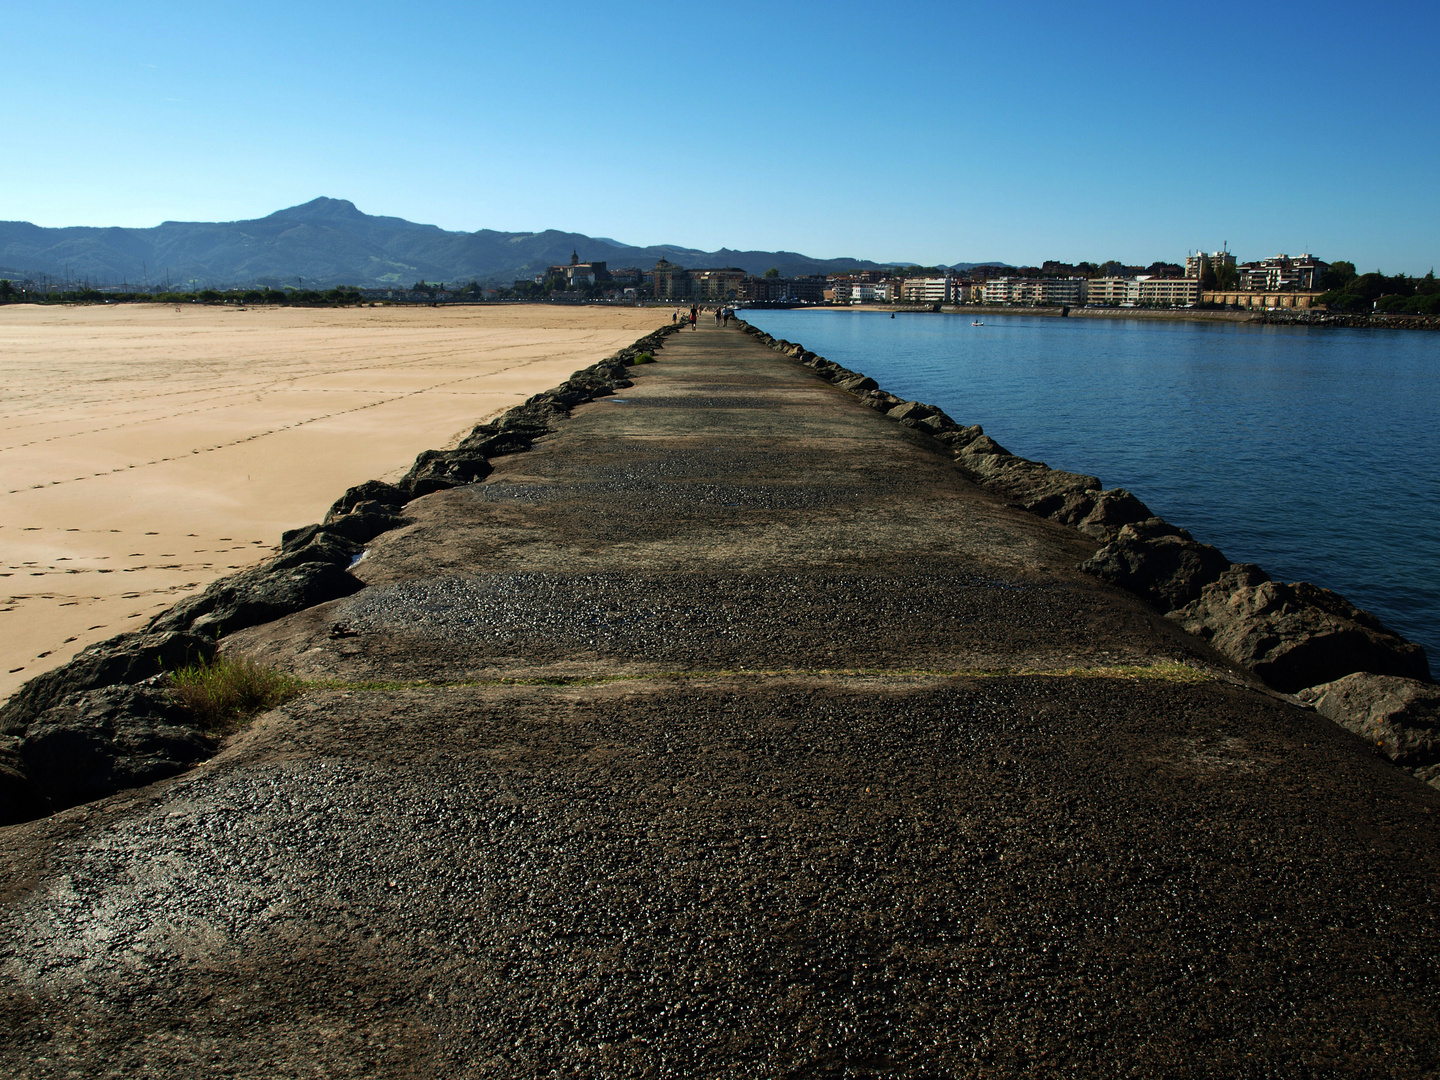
(0, 302, 667, 699)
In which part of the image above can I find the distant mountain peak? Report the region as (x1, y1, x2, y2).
(0, 199, 927, 288)
(265, 197, 367, 223)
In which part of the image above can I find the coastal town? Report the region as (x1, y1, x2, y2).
(4, 244, 1435, 319)
(499, 247, 1437, 316)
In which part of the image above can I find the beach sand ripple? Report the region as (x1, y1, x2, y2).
(0, 302, 666, 699)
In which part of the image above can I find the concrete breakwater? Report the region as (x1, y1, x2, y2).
(1, 320, 1438, 1076)
(734, 317, 1438, 786)
(2, 312, 1436, 820)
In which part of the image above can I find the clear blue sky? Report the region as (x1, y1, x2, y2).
(4, 1, 1437, 273)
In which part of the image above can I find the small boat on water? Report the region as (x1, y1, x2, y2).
(972, 320, 984, 326)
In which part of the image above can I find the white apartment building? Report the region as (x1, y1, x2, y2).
(981, 277, 1086, 306)
(1136, 276, 1200, 306)
(1085, 276, 1198, 306)
(850, 281, 892, 303)
(899, 277, 950, 303)
(1085, 277, 1138, 305)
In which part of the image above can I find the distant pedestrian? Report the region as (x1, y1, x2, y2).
(689, 305, 698, 329)
(672, 310, 677, 323)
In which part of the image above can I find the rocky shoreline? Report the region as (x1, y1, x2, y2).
(2, 312, 1435, 828)
(731, 317, 1438, 786)
(0, 323, 687, 825)
(1253, 310, 1440, 330)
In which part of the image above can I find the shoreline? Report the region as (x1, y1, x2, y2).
(755, 303, 1440, 330)
(0, 304, 668, 699)
(753, 303, 1257, 324)
(950, 303, 1254, 323)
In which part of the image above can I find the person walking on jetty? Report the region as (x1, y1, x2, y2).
(689, 305, 698, 330)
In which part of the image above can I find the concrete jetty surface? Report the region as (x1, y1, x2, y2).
(3, 323, 1438, 1077)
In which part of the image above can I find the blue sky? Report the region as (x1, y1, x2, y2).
(3, 1, 1437, 272)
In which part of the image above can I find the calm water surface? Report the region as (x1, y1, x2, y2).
(743, 309, 1440, 665)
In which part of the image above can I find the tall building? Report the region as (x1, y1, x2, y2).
(1237, 254, 1329, 292)
(652, 258, 690, 300)
(1185, 249, 1237, 281)
(689, 268, 747, 301)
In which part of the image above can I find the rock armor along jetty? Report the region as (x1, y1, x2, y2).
(1, 319, 1437, 1077)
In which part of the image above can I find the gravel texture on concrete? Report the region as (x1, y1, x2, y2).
(2, 321, 1438, 1078)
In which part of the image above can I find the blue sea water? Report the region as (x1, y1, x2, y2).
(742, 309, 1440, 666)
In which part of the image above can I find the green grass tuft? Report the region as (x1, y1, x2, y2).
(630, 351, 655, 364)
(168, 655, 306, 731)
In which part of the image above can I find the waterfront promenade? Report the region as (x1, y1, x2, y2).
(2, 323, 1437, 1076)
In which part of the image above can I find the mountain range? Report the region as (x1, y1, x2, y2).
(0, 198, 1004, 289)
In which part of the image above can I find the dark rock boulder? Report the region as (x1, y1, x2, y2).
(328, 480, 406, 519)
(0, 630, 216, 735)
(953, 435, 1023, 483)
(1081, 519, 1231, 612)
(855, 389, 906, 413)
(989, 463, 1100, 509)
(559, 376, 620, 401)
(526, 385, 588, 410)
(149, 562, 365, 640)
(457, 426, 541, 457)
(573, 360, 633, 388)
(268, 530, 362, 572)
(1025, 487, 1152, 542)
(455, 399, 570, 457)
(14, 682, 215, 818)
(280, 522, 326, 551)
(834, 373, 879, 392)
(1297, 673, 1440, 782)
(1075, 489, 1153, 541)
(1169, 571, 1431, 693)
(954, 432, 1009, 457)
(320, 501, 408, 543)
(0, 737, 38, 825)
(933, 424, 985, 451)
(913, 412, 960, 435)
(888, 401, 939, 424)
(498, 400, 571, 429)
(402, 449, 493, 498)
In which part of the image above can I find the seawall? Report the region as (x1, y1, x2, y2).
(1, 320, 1437, 1076)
